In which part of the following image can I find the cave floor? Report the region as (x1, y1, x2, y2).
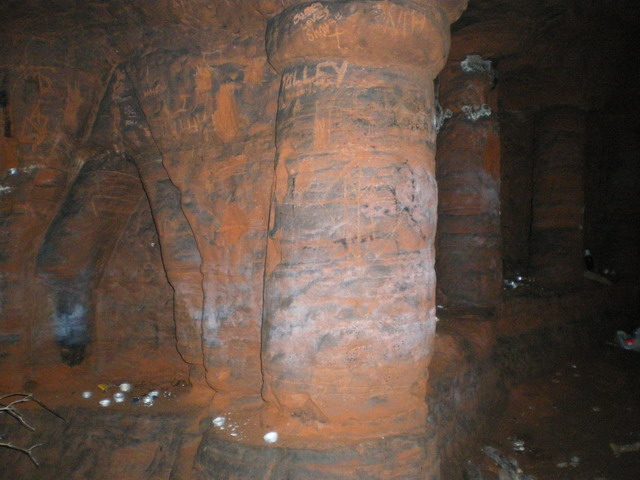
(2, 341, 639, 479)
(0, 377, 211, 479)
(468, 344, 640, 480)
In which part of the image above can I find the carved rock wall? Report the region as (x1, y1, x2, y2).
(0, 20, 121, 378)
(118, 20, 280, 394)
(1, 0, 640, 478)
(93, 196, 188, 382)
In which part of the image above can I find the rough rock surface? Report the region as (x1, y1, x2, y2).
(436, 54, 501, 314)
(1, 0, 640, 478)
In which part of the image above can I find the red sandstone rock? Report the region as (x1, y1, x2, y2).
(252, 0, 465, 466)
(122, 23, 279, 395)
(2, 0, 640, 478)
(436, 55, 502, 313)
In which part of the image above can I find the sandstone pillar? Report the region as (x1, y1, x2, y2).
(530, 107, 585, 291)
(261, 0, 464, 453)
(435, 54, 502, 314)
(194, 2, 468, 477)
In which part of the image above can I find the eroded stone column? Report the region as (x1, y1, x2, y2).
(262, 0, 465, 448)
(194, 2, 468, 477)
(435, 55, 502, 314)
(530, 107, 585, 291)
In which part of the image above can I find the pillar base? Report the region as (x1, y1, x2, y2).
(194, 429, 439, 479)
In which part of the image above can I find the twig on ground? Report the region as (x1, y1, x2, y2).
(0, 441, 44, 466)
(1, 392, 65, 466)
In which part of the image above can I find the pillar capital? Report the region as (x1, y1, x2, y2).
(266, 1, 466, 76)
(438, 54, 496, 120)
(256, 0, 467, 22)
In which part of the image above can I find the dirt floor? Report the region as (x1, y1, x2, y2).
(467, 344, 640, 480)
(2, 338, 639, 479)
(0, 378, 211, 479)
